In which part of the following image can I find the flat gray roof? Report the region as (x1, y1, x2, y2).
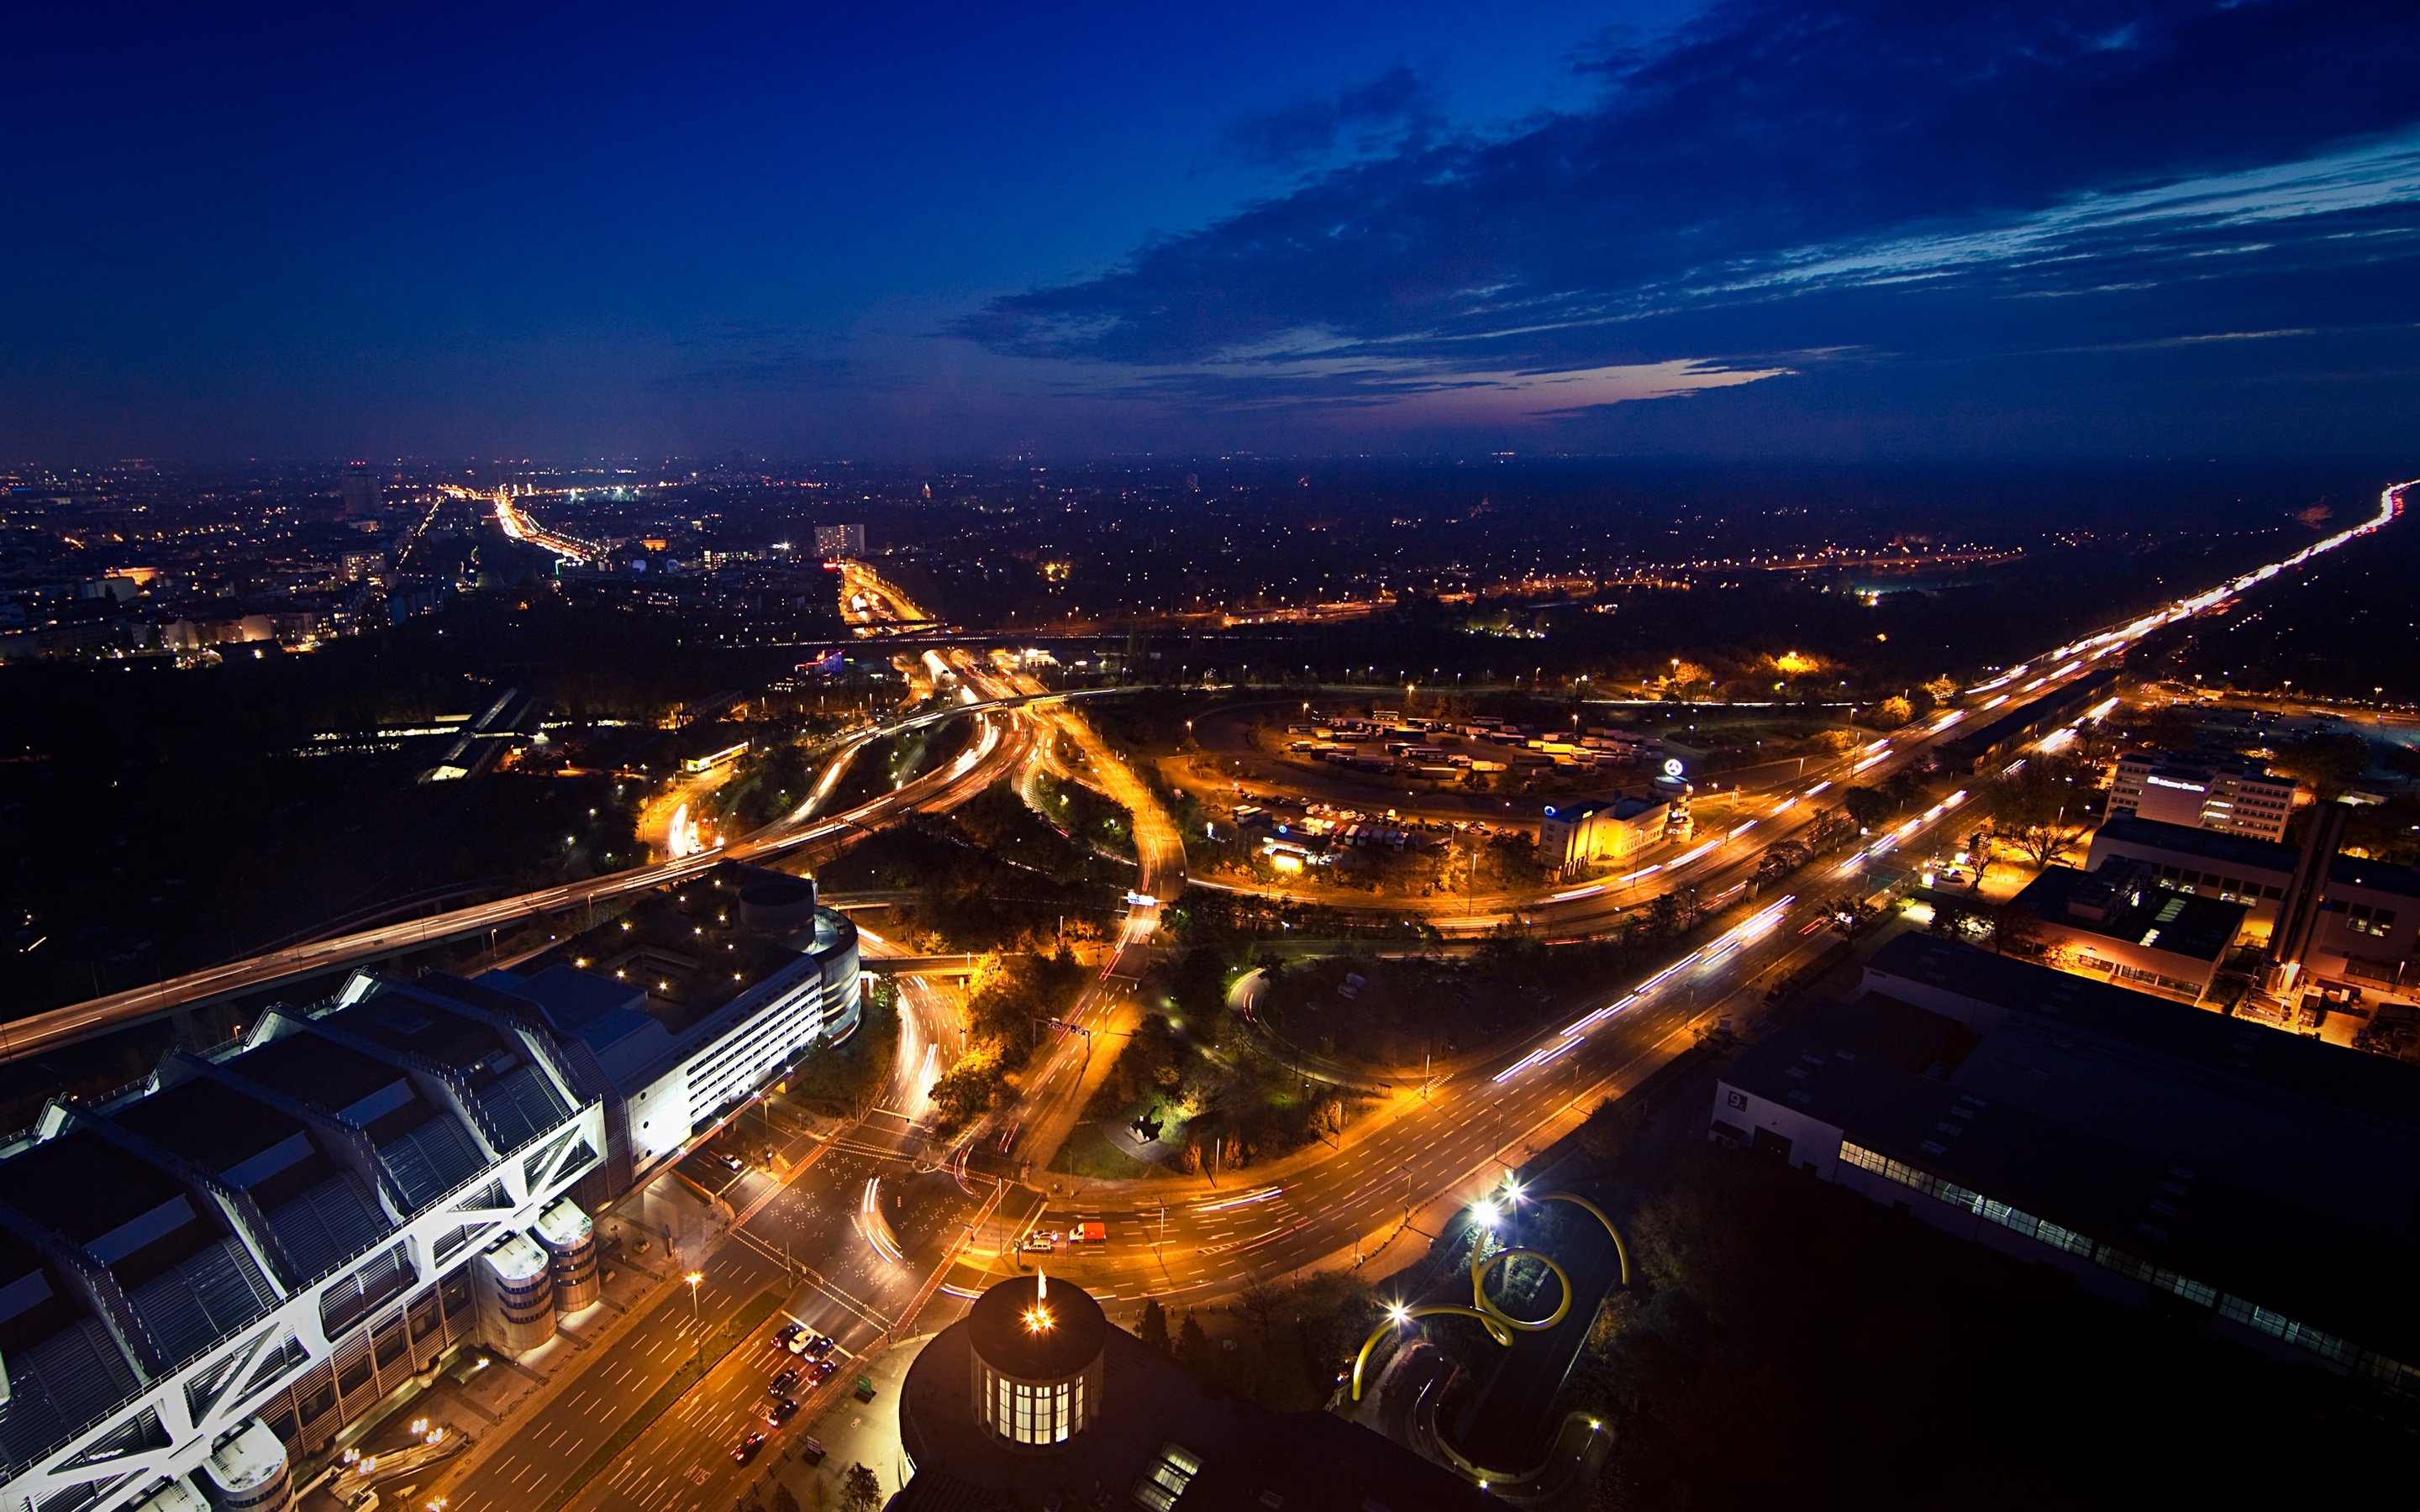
(2092, 813, 2296, 874)
(1735, 936, 2420, 1358)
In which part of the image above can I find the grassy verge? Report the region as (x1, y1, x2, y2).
(535, 1289, 785, 1512)
(1045, 1119, 1171, 1180)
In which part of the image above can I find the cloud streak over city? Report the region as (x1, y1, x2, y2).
(958, 0, 2420, 444)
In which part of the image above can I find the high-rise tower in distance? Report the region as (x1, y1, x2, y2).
(339, 461, 383, 519)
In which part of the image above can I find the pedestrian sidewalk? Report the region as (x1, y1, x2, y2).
(750, 1332, 930, 1509)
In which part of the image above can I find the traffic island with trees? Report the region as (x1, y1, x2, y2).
(1053, 944, 1379, 1179)
(818, 780, 1123, 953)
(923, 948, 1092, 1135)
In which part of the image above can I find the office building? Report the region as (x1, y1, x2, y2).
(486, 864, 860, 1194)
(1536, 795, 1676, 873)
(895, 1275, 1486, 1511)
(2082, 812, 2420, 1026)
(0, 869, 859, 1512)
(2109, 751, 2298, 842)
(336, 465, 382, 521)
(1713, 935, 2420, 1391)
(2086, 815, 2292, 930)
(813, 522, 865, 559)
(2007, 856, 2249, 1002)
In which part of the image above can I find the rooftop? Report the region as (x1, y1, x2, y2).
(2091, 814, 2297, 874)
(2119, 748, 2285, 780)
(521, 874, 807, 1038)
(1865, 934, 2420, 1126)
(2328, 854, 2420, 901)
(110, 1074, 306, 1181)
(901, 1284, 1486, 1512)
(225, 1030, 407, 1120)
(966, 1274, 1105, 1381)
(1730, 947, 2420, 1359)
(2012, 858, 2247, 963)
(0, 1127, 189, 1252)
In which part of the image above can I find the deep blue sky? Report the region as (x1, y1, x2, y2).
(5, 1, 2418, 462)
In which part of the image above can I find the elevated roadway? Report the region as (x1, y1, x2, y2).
(410, 480, 2410, 1509)
(0, 685, 1125, 1065)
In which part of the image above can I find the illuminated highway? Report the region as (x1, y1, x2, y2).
(0, 688, 1066, 1064)
(398, 482, 2412, 1506)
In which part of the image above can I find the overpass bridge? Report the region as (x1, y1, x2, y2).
(0, 683, 1157, 1065)
(859, 953, 1016, 979)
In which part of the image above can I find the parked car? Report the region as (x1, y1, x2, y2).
(731, 1432, 765, 1463)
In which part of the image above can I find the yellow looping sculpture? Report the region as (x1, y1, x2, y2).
(1348, 1189, 1630, 1402)
(1472, 1247, 1572, 1331)
(1539, 1191, 1630, 1287)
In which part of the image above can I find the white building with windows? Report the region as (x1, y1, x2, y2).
(2109, 750, 2299, 842)
(0, 874, 860, 1512)
(496, 869, 860, 1193)
(0, 973, 608, 1512)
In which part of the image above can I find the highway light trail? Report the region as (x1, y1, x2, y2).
(1511, 897, 1797, 1080)
(1192, 1186, 1283, 1214)
(1833, 790, 1969, 876)
(2020, 479, 2409, 673)
(859, 1178, 906, 1264)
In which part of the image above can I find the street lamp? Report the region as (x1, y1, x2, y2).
(685, 1271, 704, 1362)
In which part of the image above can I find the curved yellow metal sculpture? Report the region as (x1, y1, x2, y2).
(1471, 1247, 1572, 1331)
(1349, 1305, 1512, 1401)
(1348, 1188, 1632, 1402)
(1539, 1191, 1631, 1288)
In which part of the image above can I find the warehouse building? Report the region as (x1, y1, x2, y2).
(0, 869, 860, 1512)
(1712, 935, 2420, 1390)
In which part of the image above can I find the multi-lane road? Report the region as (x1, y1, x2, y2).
(0, 684, 1078, 1065)
(73, 483, 2420, 1507)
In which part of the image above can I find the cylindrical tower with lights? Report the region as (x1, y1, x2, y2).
(964, 1272, 1105, 1452)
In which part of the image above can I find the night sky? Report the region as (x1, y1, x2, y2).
(6, 1, 2418, 461)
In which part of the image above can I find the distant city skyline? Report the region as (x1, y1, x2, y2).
(5, 2, 2417, 462)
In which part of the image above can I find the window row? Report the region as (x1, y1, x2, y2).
(1838, 1142, 2417, 1382)
(986, 1373, 1082, 1446)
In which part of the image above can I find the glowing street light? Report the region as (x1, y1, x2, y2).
(684, 1270, 705, 1360)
